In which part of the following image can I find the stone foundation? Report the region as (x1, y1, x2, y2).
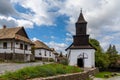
(0, 53, 32, 62)
(31, 68, 99, 80)
(35, 57, 53, 62)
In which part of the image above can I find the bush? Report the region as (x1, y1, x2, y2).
(0, 63, 82, 80)
(59, 58, 69, 65)
(49, 58, 54, 62)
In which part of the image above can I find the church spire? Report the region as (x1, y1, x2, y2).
(77, 9, 87, 23)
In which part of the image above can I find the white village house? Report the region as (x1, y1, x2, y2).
(66, 11, 96, 68)
(34, 40, 56, 61)
(0, 26, 34, 62)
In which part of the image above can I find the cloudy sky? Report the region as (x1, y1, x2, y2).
(0, 0, 120, 54)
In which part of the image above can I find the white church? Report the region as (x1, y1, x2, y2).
(66, 10, 96, 68)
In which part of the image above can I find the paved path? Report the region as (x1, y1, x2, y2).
(0, 62, 44, 75)
(94, 76, 120, 80)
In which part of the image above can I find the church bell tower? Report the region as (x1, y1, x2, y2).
(73, 10, 89, 46)
(66, 10, 95, 68)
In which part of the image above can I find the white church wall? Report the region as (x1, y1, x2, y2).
(68, 49, 95, 68)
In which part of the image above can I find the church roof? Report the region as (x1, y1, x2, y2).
(76, 10, 87, 23)
(66, 43, 95, 50)
(34, 40, 51, 50)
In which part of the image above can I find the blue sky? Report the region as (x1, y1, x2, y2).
(0, 0, 120, 54)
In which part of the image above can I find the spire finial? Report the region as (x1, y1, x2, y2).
(77, 8, 87, 23)
(80, 8, 82, 13)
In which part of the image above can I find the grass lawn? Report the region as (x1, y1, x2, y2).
(0, 63, 82, 80)
(95, 71, 120, 78)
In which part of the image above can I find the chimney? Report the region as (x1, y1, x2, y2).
(3, 25, 7, 29)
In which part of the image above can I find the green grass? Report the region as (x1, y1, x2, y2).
(95, 71, 112, 78)
(0, 63, 82, 80)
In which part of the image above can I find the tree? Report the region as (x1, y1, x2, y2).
(106, 44, 118, 55)
(106, 44, 119, 68)
(59, 52, 63, 57)
(112, 45, 118, 54)
(90, 39, 110, 70)
(89, 38, 103, 52)
(106, 44, 112, 54)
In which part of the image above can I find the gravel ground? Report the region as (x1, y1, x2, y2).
(94, 76, 120, 80)
(0, 61, 44, 75)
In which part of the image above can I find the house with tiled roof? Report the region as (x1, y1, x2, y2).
(34, 40, 56, 61)
(0, 25, 34, 62)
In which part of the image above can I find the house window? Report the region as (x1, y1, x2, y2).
(11, 42, 13, 50)
(3, 42, 7, 49)
(16, 42, 18, 45)
(25, 45, 28, 50)
(44, 50, 46, 56)
(45, 53, 46, 56)
(39, 53, 41, 55)
(20, 43, 23, 49)
(39, 50, 41, 55)
(49, 51, 51, 56)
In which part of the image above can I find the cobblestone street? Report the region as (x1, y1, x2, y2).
(0, 62, 44, 75)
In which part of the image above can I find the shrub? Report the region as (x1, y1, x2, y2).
(59, 58, 69, 65)
(49, 58, 54, 62)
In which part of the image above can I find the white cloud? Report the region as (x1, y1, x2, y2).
(1, 0, 120, 52)
(17, 19, 33, 28)
(31, 37, 40, 41)
(0, 0, 18, 16)
(11, 0, 63, 26)
(0, 16, 17, 28)
(65, 33, 73, 42)
(46, 41, 68, 54)
(50, 36, 55, 39)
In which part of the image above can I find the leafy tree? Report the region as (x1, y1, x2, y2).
(89, 38, 102, 52)
(90, 39, 110, 70)
(90, 39, 120, 70)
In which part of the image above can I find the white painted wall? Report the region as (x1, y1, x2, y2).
(35, 49, 55, 60)
(67, 49, 95, 68)
(0, 40, 32, 54)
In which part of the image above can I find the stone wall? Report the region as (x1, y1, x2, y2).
(0, 53, 33, 62)
(31, 68, 99, 80)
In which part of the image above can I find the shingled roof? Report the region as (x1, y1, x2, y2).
(34, 40, 51, 50)
(0, 26, 33, 44)
(76, 10, 87, 23)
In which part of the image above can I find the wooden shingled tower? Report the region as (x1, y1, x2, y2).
(66, 10, 95, 68)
